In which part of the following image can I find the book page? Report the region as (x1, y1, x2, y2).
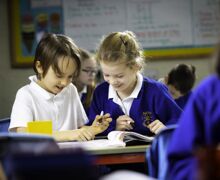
(124, 132, 154, 142)
(108, 131, 154, 143)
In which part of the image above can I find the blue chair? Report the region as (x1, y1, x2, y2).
(0, 133, 98, 180)
(146, 125, 177, 180)
(2, 147, 98, 180)
(0, 117, 10, 132)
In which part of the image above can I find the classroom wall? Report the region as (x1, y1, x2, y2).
(0, 0, 211, 118)
(143, 57, 211, 85)
(0, 0, 33, 119)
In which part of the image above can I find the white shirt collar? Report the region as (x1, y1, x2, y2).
(108, 73, 143, 100)
(79, 85, 87, 98)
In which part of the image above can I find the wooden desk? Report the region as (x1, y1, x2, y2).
(58, 141, 149, 165)
(90, 145, 149, 165)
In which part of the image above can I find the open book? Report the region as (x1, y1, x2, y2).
(108, 131, 154, 146)
(58, 131, 154, 150)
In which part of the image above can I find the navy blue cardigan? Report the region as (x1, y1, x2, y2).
(88, 76, 182, 136)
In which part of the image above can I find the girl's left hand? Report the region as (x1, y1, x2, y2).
(147, 119, 166, 134)
(116, 115, 135, 131)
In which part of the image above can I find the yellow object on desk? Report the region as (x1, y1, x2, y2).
(27, 121, 52, 135)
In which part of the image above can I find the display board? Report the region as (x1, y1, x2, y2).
(63, 0, 220, 58)
(9, 0, 63, 67)
(9, 0, 220, 67)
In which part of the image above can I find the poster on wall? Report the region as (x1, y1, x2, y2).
(9, 0, 63, 67)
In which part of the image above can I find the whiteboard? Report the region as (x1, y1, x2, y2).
(126, 0, 193, 48)
(193, 0, 220, 45)
(63, 0, 220, 57)
(63, 0, 126, 51)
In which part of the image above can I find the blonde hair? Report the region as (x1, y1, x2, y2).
(96, 31, 144, 69)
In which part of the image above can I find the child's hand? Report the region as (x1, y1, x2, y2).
(53, 128, 95, 142)
(116, 115, 135, 131)
(147, 119, 166, 134)
(76, 128, 95, 141)
(91, 113, 112, 134)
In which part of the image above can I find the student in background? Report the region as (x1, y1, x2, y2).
(9, 33, 111, 142)
(73, 48, 97, 115)
(167, 44, 220, 179)
(88, 31, 182, 136)
(162, 64, 196, 109)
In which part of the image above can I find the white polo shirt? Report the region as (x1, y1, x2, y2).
(108, 73, 143, 115)
(10, 75, 88, 131)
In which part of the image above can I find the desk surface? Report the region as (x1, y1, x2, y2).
(58, 140, 149, 165)
(58, 140, 149, 155)
(88, 145, 149, 155)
